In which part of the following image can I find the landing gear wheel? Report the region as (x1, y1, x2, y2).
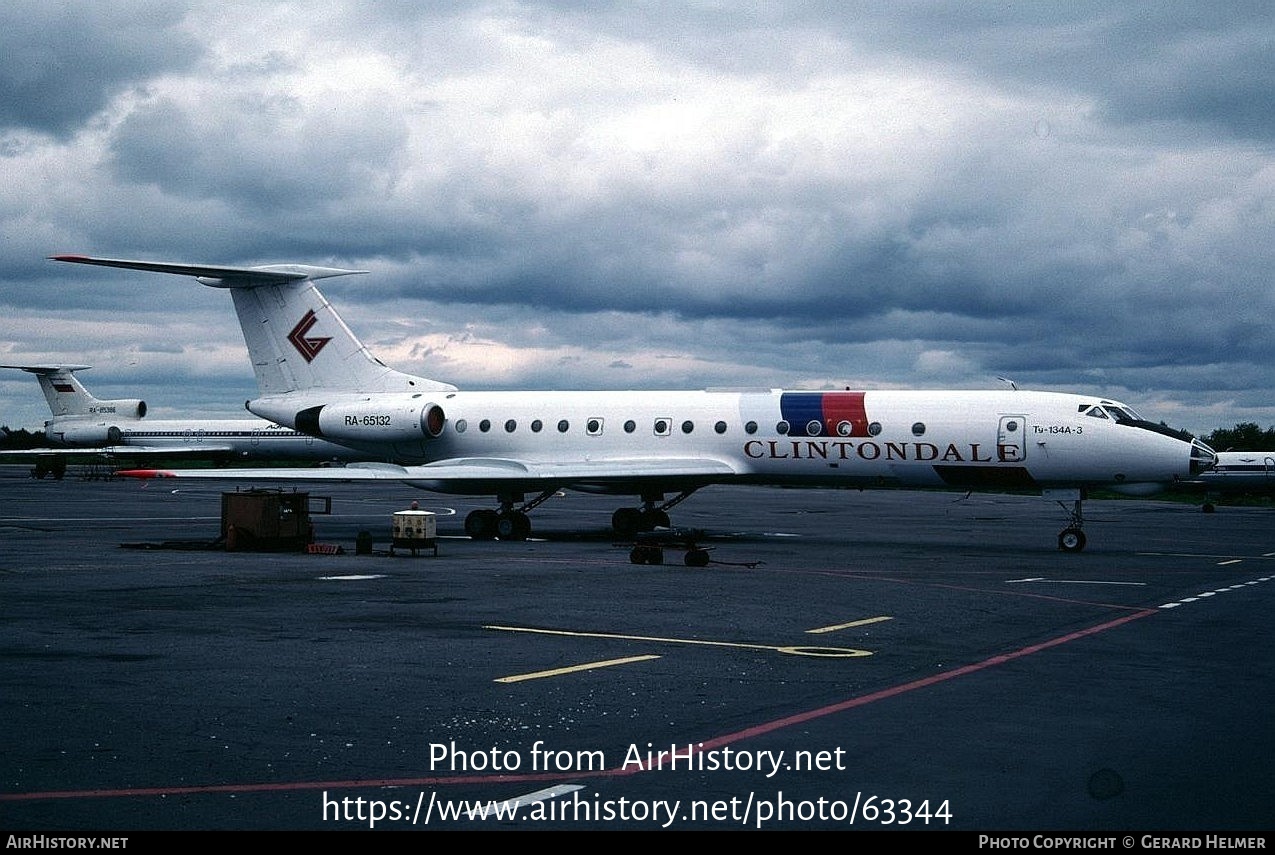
(465, 509, 499, 540)
(684, 548, 710, 568)
(1058, 528, 1086, 553)
(612, 507, 642, 538)
(642, 509, 671, 530)
(629, 546, 664, 565)
(496, 511, 532, 541)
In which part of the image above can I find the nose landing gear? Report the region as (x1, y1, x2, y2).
(1051, 490, 1087, 552)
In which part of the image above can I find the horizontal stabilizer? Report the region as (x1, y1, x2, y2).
(51, 255, 366, 287)
(1, 364, 93, 374)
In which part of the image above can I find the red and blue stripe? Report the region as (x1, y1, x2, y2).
(779, 392, 870, 437)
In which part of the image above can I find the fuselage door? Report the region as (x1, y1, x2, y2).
(997, 416, 1027, 462)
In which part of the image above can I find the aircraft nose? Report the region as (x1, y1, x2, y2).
(1190, 438, 1216, 476)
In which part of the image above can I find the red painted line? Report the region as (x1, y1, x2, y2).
(674, 608, 1159, 760)
(0, 609, 1158, 802)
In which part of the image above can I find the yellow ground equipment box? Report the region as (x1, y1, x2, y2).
(391, 509, 438, 556)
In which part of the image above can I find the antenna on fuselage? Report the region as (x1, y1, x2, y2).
(995, 376, 1019, 391)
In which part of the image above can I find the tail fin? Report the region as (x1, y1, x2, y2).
(51, 256, 457, 397)
(0, 364, 146, 419)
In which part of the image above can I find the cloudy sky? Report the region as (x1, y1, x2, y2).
(1, 2, 1272, 436)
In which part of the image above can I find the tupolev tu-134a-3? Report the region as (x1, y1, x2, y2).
(53, 254, 1216, 552)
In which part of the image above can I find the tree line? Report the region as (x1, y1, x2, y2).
(1201, 422, 1275, 452)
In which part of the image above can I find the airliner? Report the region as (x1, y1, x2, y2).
(1, 363, 364, 467)
(1186, 450, 1275, 510)
(52, 255, 1216, 551)
(1205, 451, 1274, 488)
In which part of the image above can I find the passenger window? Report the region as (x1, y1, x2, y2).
(911, 422, 926, 436)
(557, 419, 570, 433)
(479, 419, 491, 433)
(587, 418, 604, 435)
(654, 418, 671, 436)
(868, 421, 882, 436)
(681, 420, 694, 434)
(455, 419, 468, 434)
(744, 421, 758, 435)
(714, 421, 727, 434)
(624, 420, 636, 433)
(531, 419, 543, 432)
(805, 419, 822, 436)
(505, 419, 517, 433)
(776, 420, 790, 435)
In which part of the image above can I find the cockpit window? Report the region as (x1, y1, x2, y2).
(1105, 406, 1138, 424)
(1085, 406, 1109, 419)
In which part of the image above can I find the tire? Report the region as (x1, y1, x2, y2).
(1058, 528, 1086, 552)
(630, 546, 664, 565)
(612, 507, 642, 538)
(644, 509, 671, 529)
(684, 549, 710, 567)
(497, 511, 531, 541)
(465, 509, 498, 540)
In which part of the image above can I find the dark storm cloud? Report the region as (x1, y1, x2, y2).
(837, 3, 1275, 141)
(0, 1, 200, 137)
(109, 93, 411, 212)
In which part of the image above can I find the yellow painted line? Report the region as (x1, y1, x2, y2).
(1218, 559, 1243, 566)
(495, 655, 661, 684)
(806, 616, 893, 634)
(485, 625, 872, 658)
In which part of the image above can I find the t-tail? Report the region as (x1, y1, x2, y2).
(50, 256, 456, 398)
(1, 364, 147, 420)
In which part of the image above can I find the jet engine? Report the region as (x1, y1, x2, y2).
(50, 423, 126, 447)
(294, 401, 446, 444)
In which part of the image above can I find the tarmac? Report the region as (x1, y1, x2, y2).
(1, 464, 1272, 832)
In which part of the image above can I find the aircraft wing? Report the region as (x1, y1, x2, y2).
(116, 457, 739, 491)
(0, 445, 241, 459)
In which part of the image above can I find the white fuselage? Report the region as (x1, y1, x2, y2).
(45, 415, 362, 461)
(250, 388, 1205, 494)
(1197, 451, 1275, 491)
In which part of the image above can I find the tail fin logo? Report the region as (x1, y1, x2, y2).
(287, 310, 332, 363)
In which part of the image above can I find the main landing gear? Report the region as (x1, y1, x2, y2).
(464, 490, 557, 541)
(464, 488, 700, 542)
(1053, 490, 1087, 553)
(611, 490, 696, 538)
